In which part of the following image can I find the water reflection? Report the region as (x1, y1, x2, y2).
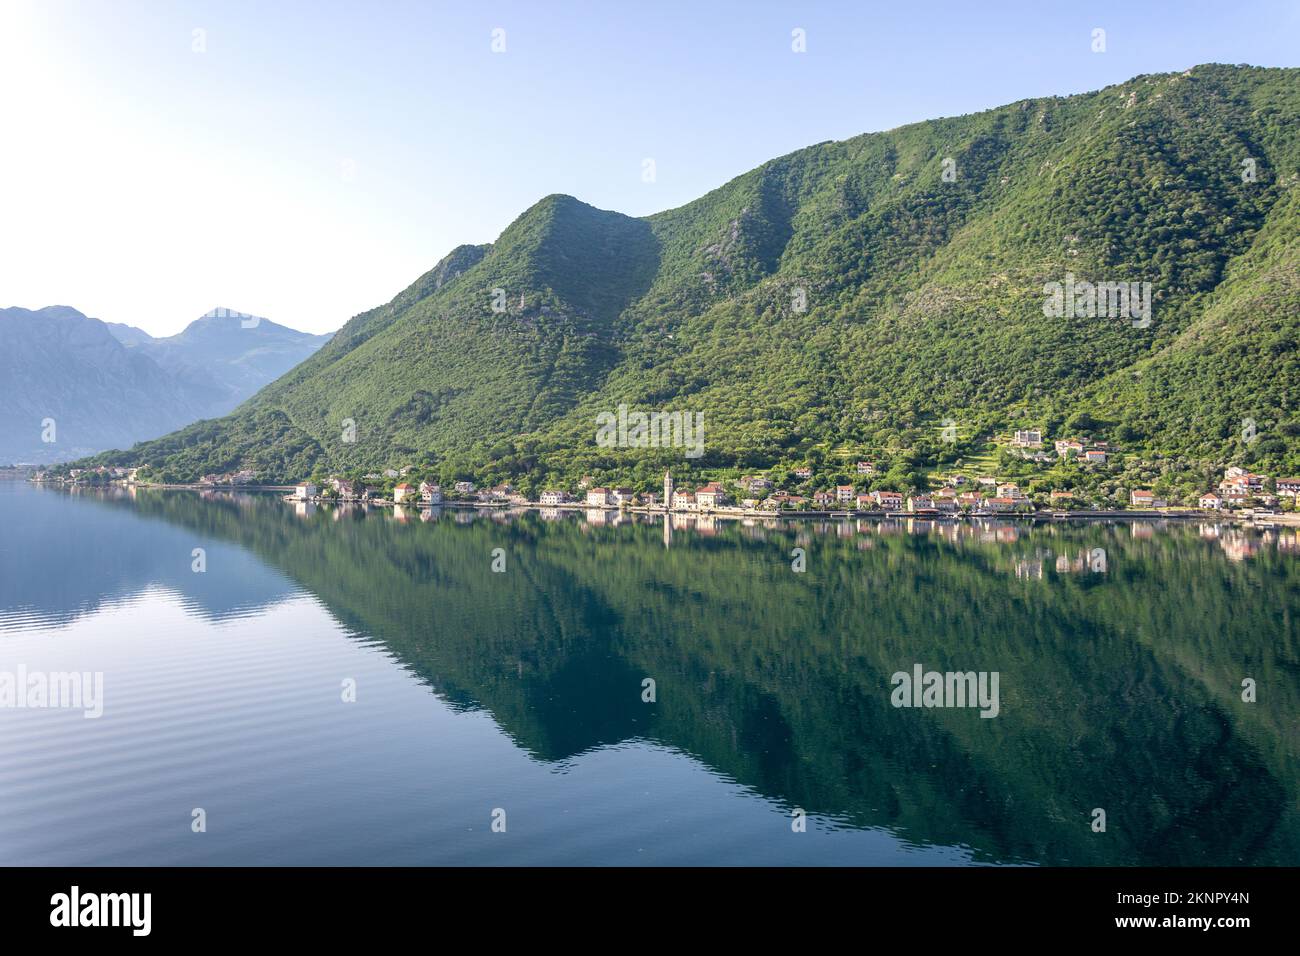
(2, 482, 1297, 866)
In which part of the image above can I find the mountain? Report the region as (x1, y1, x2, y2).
(106, 309, 333, 417)
(0, 306, 218, 464)
(0, 306, 330, 465)
(102, 321, 155, 348)
(73, 65, 1300, 492)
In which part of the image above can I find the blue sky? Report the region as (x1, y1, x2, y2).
(2, 0, 1297, 335)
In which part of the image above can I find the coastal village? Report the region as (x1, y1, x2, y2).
(31, 429, 1300, 521)
(35, 464, 1300, 572)
(25, 436, 1300, 568)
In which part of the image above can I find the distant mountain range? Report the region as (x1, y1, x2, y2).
(0, 306, 330, 464)
(104, 309, 333, 419)
(68, 65, 1300, 488)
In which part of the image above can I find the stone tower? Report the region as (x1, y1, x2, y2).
(663, 469, 673, 510)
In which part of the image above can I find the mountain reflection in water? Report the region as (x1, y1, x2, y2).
(1, 482, 1296, 866)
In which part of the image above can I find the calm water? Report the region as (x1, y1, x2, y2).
(1, 481, 1296, 866)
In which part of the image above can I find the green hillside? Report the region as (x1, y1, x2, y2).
(76, 65, 1300, 494)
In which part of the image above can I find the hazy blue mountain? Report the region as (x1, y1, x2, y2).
(102, 321, 155, 347)
(0, 305, 330, 465)
(108, 308, 333, 415)
(0, 306, 217, 464)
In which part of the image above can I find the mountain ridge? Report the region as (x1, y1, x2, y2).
(66, 64, 1300, 500)
(0, 305, 331, 465)
(108, 308, 333, 415)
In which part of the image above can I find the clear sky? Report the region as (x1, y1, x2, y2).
(2, 0, 1297, 336)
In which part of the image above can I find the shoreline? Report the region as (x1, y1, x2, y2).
(290, 496, 1298, 526)
(26, 478, 1300, 525)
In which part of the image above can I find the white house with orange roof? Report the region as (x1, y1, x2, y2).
(695, 483, 728, 509)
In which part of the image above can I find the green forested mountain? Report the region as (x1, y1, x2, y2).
(78, 65, 1300, 491)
